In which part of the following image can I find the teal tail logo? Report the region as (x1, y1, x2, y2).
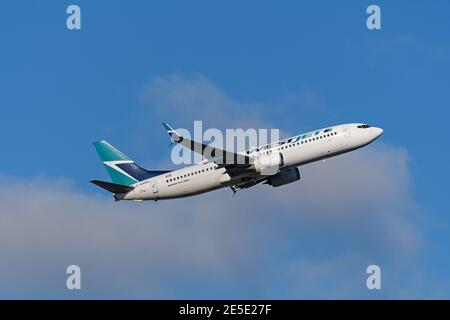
(93, 140, 171, 186)
(93, 140, 139, 186)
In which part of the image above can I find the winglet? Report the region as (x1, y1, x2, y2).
(161, 122, 183, 143)
(162, 122, 174, 132)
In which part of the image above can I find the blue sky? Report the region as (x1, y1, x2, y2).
(0, 1, 449, 299)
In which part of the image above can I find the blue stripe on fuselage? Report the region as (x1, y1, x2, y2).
(116, 163, 171, 181)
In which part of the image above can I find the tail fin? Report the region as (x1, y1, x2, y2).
(92, 140, 171, 186)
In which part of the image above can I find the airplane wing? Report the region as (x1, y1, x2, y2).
(162, 123, 254, 167)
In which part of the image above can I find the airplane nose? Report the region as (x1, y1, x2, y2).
(373, 127, 384, 137)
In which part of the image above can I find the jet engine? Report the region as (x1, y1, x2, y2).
(252, 152, 284, 175)
(266, 167, 300, 187)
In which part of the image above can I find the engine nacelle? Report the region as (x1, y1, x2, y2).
(253, 153, 284, 175)
(267, 167, 300, 187)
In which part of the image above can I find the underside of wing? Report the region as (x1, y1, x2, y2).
(235, 178, 267, 190)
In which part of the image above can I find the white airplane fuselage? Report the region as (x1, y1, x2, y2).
(117, 123, 383, 201)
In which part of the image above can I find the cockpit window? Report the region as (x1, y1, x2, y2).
(357, 124, 371, 129)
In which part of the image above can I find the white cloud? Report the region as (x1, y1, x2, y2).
(138, 73, 279, 131)
(0, 141, 426, 298)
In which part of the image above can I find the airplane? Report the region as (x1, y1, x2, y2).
(90, 123, 383, 201)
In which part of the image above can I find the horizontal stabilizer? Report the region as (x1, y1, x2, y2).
(90, 180, 134, 194)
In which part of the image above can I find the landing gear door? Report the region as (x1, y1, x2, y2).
(151, 180, 158, 194)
